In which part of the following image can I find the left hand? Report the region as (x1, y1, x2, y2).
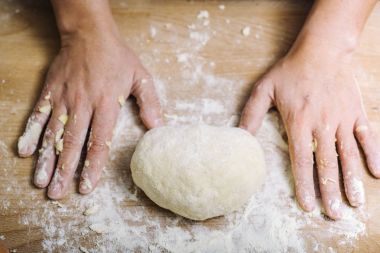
(239, 38, 380, 220)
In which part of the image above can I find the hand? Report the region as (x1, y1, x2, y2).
(17, 28, 163, 199)
(239, 38, 380, 220)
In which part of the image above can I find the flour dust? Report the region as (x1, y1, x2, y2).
(0, 4, 369, 253)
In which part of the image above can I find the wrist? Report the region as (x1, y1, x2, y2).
(293, 27, 359, 56)
(287, 31, 357, 63)
(51, 0, 119, 42)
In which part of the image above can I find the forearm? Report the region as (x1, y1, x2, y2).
(50, 0, 119, 39)
(290, 0, 377, 57)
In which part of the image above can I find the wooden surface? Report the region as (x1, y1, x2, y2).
(1, 0, 380, 252)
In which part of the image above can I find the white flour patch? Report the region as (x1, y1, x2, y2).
(174, 99, 225, 115)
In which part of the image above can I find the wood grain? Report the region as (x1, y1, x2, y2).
(1, 0, 380, 252)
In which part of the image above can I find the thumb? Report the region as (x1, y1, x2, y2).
(131, 70, 164, 129)
(239, 80, 273, 134)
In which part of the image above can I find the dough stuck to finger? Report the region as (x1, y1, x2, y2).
(355, 125, 368, 133)
(38, 104, 51, 114)
(130, 125, 266, 220)
(58, 114, 68, 125)
(118, 95, 126, 107)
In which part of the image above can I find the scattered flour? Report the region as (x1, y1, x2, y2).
(0, 4, 370, 253)
(14, 108, 367, 252)
(241, 26, 251, 37)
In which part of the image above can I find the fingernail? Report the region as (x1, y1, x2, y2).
(48, 170, 63, 199)
(79, 173, 93, 194)
(328, 199, 342, 219)
(351, 178, 365, 205)
(301, 195, 315, 212)
(18, 120, 42, 156)
(35, 167, 48, 187)
(34, 146, 54, 187)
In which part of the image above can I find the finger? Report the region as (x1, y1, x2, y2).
(47, 110, 91, 200)
(79, 105, 118, 194)
(288, 126, 316, 212)
(130, 71, 164, 129)
(355, 117, 380, 178)
(239, 80, 273, 134)
(18, 90, 52, 157)
(34, 105, 66, 188)
(315, 130, 342, 220)
(336, 126, 365, 206)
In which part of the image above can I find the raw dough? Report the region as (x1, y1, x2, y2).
(130, 125, 266, 220)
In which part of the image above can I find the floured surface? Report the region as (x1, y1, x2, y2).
(1, 0, 380, 252)
(3, 106, 368, 253)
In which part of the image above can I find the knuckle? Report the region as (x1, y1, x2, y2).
(73, 89, 87, 107)
(341, 146, 359, 159)
(286, 111, 308, 131)
(252, 80, 272, 97)
(321, 186, 338, 196)
(44, 128, 55, 140)
(293, 156, 314, 169)
(63, 134, 82, 149)
(88, 137, 107, 153)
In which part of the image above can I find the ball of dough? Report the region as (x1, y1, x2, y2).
(130, 125, 266, 220)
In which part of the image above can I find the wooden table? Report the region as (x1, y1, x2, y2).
(1, 0, 380, 252)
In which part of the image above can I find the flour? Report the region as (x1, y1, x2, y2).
(0, 4, 369, 253)
(12, 104, 367, 252)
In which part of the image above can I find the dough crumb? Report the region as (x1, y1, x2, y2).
(84, 204, 100, 216)
(38, 104, 51, 114)
(241, 26, 251, 36)
(54, 129, 64, 154)
(219, 4, 225, 10)
(58, 114, 68, 125)
(55, 139, 63, 154)
(118, 95, 126, 107)
(312, 139, 318, 152)
(105, 141, 112, 149)
(44, 91, 51, 100)
(355, 125, 368, 133)
(55, 129, 64, 143)
(84, 160, 90, 167)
